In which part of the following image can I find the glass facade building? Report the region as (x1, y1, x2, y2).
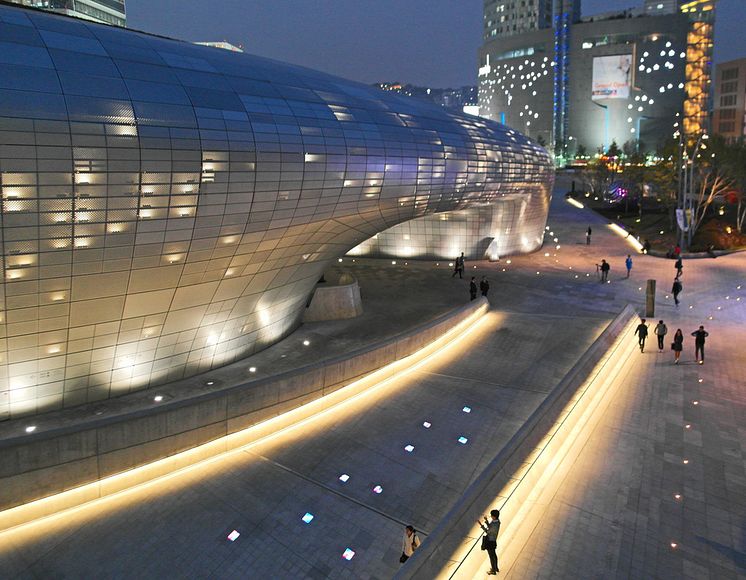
(0, 4, 553, 419)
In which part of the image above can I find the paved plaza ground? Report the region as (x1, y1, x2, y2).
(0, 175, 744, 579)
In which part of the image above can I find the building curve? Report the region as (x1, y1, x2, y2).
(0, 3, 553, 418)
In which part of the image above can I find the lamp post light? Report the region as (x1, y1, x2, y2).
(592, 101, 610, 152)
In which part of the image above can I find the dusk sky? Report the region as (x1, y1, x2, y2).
(127, 0, 746, 88)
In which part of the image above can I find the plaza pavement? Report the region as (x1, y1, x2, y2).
(0, 175, 743, 579)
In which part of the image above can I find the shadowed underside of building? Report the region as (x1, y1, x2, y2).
(0, 3, 553, 419)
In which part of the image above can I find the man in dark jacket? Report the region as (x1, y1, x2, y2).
(635, 319, 649, 352)
(469, 277, 478, 300)
(691, 325, 709, 364)
(480, 276, 490, 297)
(672, 277, 683, 306)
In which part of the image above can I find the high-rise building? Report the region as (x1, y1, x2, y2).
(483, 0, 573, 40)
(479, 0, 717, 159)
(644, 0, 682, 15)
(5, 0, 125, 26)
(712, 59, 746, 142)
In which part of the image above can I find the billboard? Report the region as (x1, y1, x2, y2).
(592, 54, 633, 100)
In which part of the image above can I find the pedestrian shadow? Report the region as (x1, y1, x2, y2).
(695, 535, 746, 572)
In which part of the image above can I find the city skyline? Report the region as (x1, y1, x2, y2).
(125, 0, 746, 88)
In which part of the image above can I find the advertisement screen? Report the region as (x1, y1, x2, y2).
(592, 54, 633, 100)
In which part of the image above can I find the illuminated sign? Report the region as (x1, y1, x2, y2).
(592, 54, 633, 100)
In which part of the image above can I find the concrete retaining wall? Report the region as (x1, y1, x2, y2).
(303, 276, 363, 322)
(396, 304, 638, 579)
(0, 298, 488, 526)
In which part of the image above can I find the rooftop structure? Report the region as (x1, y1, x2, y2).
(4, 0, 125, 26)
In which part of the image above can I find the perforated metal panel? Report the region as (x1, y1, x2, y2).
(0, 4, 553, 419)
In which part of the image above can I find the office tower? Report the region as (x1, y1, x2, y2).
(713, 59, 746, 142)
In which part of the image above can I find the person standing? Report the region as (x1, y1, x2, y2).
(672, 328, 684, 364)
(625, 254, 633, 278)
(691, 325, 709, 365)
(599, 259, 610, 282)
(586, 226, 592, 245)
(654, 320, 668, 352)
(399, 525, 421, 564)
(469, 277, 478, 301)
(635, 319, 649, 352)
(478, 509, 501, 575)
(452, 252, 465, 279)
(675, 256, 683, 277)
(672, 277, 682, 307)
(480, 276, 490, 297)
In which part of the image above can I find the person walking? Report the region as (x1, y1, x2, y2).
(672, 277, 682, 307)
(635, 318, 649, 352)
(478, 509, 501, 575)
(625, 254, 633, 278)
(480, 276, 490, 297)
(586, 226, 592, 245)
(469, 277, 478, 301)
(399, 525, 421, 564)
(654, 320, 668, 352)
(599, 259, 610, 282)
(691, 325, 709, 365)
(675, 256, 683, 277)
(452, 252, 465, 279)
(672, 328, 684, 364)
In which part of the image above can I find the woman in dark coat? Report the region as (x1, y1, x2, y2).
(672, 328, 684, 364)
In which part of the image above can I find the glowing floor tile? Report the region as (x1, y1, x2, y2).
(338, 474, 350, 483)
(458, 436, 468, 444)
(422, 421, 431, 428)
(342, 548, 355, 560)
(404, 444, 414, 452)
(302, 512, 314, 524)
(462, 406, 471, 413)
(372, 485, 383, 494)
(227, 530, 240, 542)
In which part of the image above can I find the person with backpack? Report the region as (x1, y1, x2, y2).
(399, 525, 421, 564)
(654, 320, 668, 352)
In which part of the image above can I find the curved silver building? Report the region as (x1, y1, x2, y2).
(0, 3, 553, 419)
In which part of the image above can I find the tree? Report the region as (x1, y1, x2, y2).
(688, 168, 733, 241)
(580, 157, 614, 197)
(576, 144, 588, 159)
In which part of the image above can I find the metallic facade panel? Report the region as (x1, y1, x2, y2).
(0, 4, 553, 419)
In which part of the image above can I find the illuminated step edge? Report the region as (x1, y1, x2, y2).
(0, 300, 489, 534)
(397, 304, 639, 580)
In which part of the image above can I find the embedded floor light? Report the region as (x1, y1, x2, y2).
(682, 459, 689, 464)
(25, 425, 36, 433)
(458, 436, 468, 444)
(685, 424, 692, 429)
(697, 378, 703, 383)
(153, 395, 163, 402)
(462, 406, 471, 413)
(391, 261, 396, 265)
(674, 494, 682, 500)
(206, 381, 214, 386)
(227, 530, 240, 542)
(422, 421, 432, 429)
(338, 474, 350, 483)
(404, 445, 414, 453)
(301, 513, 314, 524)
(372, 485, 383, 494)
(342, 548, 355, 560)
(303, 340, 310, 346)
(249, 367, 257, 373)
(670, 542, 678, 549)
(692, 401, 699, 405)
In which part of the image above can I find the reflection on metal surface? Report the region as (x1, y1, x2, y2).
(0, 4, 552, 419)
